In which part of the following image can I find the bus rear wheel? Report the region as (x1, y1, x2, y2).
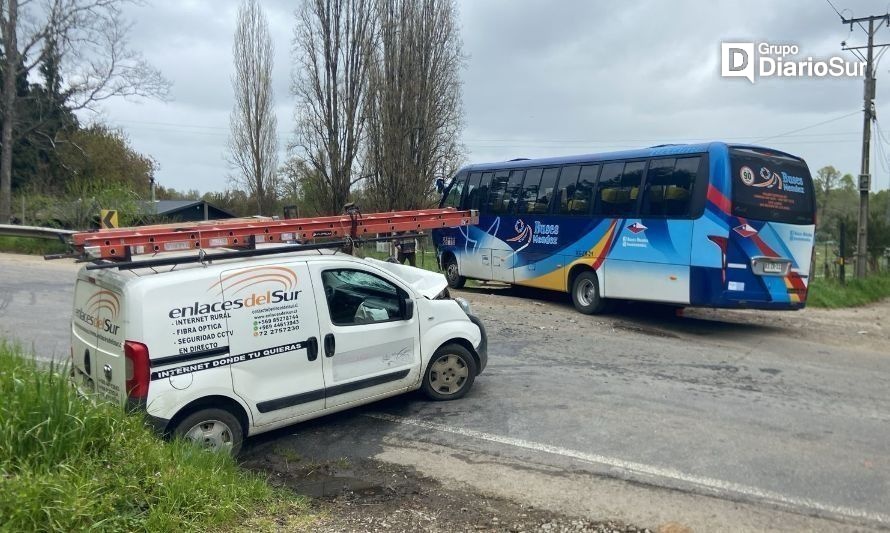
(571, 271, 607, 314)
(444, 256, 466, 289)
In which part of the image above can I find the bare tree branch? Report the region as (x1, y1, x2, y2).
(291, 0, 375, 215)
(227, 0, 278, 216)
(0, 0, 171, 222)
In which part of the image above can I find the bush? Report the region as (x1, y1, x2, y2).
(807, 274, 890, 308)
(0, 236, 68, 256)
(0, 343, 309, 532)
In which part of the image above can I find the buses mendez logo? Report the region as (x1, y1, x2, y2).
(721, 42, 864, 83)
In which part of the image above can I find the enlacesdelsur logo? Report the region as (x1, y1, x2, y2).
(721, 42, 865, 83)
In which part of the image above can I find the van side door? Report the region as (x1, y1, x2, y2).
(308, 262, 421, 409)
(220, 262, 325, 427)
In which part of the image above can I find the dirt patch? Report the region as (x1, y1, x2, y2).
(242, 452, 649, 533)
(457, 283, 889, 355)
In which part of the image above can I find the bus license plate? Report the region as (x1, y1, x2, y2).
(762, 262, 784, 274)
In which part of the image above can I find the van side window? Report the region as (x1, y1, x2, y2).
(640, 157, 700, 217)
(517, 168, 543, 213)
(556, 165, 581, 214)
(321, 269, 406, 326)
(597, 160, 645, 216)
(460, 172, 482, 210)
(443, 173, 467, 208)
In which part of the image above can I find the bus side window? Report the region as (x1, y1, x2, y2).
(517, 168, 543, 213)
(474, 172, 493, 211)
(535, 167, 560, 214)
(594, 162, 625, 215)
(485, 171, 510, 213)
(443, 172, 468, 208)
(460, 172, 483, 210)
(556, 165, 581, 215)
(640, 158, 675, 216)
(504, 170, 526, 213)
(570, 164, 600, 215)
(670, 157, 700, 216)
(641, 157, 699, 217)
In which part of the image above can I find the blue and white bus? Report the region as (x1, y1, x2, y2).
(432, 142, 815, 314)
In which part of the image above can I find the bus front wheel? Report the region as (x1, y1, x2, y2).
(571, 271, 607, 314)
(444, 256, 466, 289)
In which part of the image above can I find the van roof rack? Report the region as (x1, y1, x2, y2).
(55, 207, 478, 264)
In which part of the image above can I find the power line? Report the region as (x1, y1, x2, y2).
(751, 110, 861, 144)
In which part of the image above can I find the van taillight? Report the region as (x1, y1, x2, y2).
(124, 341, 150, 399)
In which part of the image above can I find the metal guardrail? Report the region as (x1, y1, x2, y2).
(0, 224, 76, 241)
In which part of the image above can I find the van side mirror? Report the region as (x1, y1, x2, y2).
(401, 297, 414, 320)
(435, 177, 445, 194)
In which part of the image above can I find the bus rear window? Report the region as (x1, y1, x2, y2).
(730, 148, 815, 224)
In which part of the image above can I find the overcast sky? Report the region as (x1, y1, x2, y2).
(97, 0, 890, 195)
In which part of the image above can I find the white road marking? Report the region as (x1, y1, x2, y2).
(366, 412, 889, 526)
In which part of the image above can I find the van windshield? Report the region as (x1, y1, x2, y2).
(730, 147, 815, 225)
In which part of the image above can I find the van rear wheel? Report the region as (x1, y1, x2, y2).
(422, 344, 476, 400)
(173, 408, 243, 456)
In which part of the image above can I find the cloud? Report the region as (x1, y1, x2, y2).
(90, 0, 890, 197)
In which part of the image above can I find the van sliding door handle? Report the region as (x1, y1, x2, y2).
(306, 337, 318, 361)
(324, 333, 335, 357)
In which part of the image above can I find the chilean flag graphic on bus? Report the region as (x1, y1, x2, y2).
(627, 222, 647, 234)
(733, 224, 758, 238)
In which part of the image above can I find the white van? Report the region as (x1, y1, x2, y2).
(71, 251, 487, 454)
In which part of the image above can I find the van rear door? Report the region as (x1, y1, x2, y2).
(71, 275, 127, 404)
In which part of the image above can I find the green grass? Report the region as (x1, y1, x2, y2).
(0, 236, 68, 256)
(0, 342, 312, 532)
(807, 273, 890, 308)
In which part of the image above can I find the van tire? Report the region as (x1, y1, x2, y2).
(443, 256, 466, 289)
(173, 408, 243, 456)
(571, 271, 607, 314)
(422, 343, 477, 401)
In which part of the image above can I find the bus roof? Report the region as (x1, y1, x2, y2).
(459, 142, 805, 172)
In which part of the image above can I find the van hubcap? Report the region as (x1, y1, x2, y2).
(429, 354, 469, 395)
(185, 420, 234, 451)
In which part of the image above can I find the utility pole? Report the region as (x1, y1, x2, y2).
(841, 13, 890, 277)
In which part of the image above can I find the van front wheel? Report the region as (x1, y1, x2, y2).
(173, 408, 243, 456)
(422, 344, 477, 400)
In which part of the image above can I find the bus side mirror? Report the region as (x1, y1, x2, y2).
(435, 178, 445, 194)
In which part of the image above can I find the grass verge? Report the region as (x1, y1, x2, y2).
(0, 342, 312, 532)
(807, 273, 890, 308)
(0, 236, 68, 256)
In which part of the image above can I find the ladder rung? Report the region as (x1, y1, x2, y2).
(70, 208, 477, 261)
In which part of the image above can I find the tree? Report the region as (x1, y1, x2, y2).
(0, 0, 170, 222)
(227, 0, 278, 216)
(292, 0, 376, 215)
(364, 0, 464, 211)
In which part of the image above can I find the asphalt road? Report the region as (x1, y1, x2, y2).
(3, 252, 888, 531)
